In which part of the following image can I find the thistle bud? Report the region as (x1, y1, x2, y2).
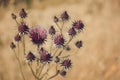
(75, 40, 82, 48)
(54, 16, 59, 23)
(49, 26, 56, 35)
(14, 34, 21, 42)
(11, 13, 17, 19)
(60, 70, 67, 77)
(26, 52, 35, 62)
(19, 8, 27, 18)
(73, 20, 84, 31)
(61, 11, 69, 21)
(68, 27, 76, 36)
(10, 42, 16, 49)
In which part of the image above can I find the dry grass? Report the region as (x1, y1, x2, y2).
(0, 0, 120, 80)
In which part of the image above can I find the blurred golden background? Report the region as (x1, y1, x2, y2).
(0, 0, 120, 80)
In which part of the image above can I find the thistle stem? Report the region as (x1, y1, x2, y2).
(38, 64, 46, 77)
(28, 63, 41, 80)
(12, 48, 26, 80)
(22, 35, 26, 55)
(47, 70, 59, 80)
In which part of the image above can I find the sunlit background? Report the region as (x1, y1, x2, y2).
(0, 0, 120, 80)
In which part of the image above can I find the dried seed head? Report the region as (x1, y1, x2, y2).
(11, 13, 17, 19)
(61, 11, 69, 21)
(73, 20, 84, 31)
(39, 48, 52, 63)
(68, 27, 76, 36)
(19, 8, 27, 18)
(10, 42, 16, 49)
(29, 26, 47, 46)
(49, 26, 56, 35)
(54, 35, 65, 47)
(61, 59, 72, 69)
(54, 16, 59, 23)
(14, 34, 21, 42)
(75, 40, 82, 48)
(26, 52, 35, 62)
(60, 70, 67, 77)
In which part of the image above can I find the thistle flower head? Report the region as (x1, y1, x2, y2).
(68, 27, 76, 36)
(54, 35, 65, 47)
(73, 20, 84, 30)
(26, 52, 35, 62)
(39, 48, 52, 63)
(61, 11, 69, 21)
(75, 40, 82, 48)
(49, 26, 56, 35)
(61, 59, 72, 69)
(19, 8, 27, 18)
(18, 22, 29, 34)
(29, 26, 47, 46)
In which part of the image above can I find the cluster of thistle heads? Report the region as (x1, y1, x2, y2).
(10, 8, 84, 79)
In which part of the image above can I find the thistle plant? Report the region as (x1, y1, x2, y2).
(10, 8, 84, 80)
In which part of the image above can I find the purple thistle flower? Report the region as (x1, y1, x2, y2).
(10, 42, 16, 49)
(49, 26, 56, 35)
(39, 48, 52, 63)
(54, 16, 59, 23)
(75, 40, 82, 48)
(11, 13, 17, 19)
(60, 70, 67, 77)
(19, 8, 27, 18)
(61, 59, 72, 69)
(54, 35, 65, 47)
(29, 26, 47, 46)
(73, 20, 84, 30)
(61, 11, 69, 21)
(18, 22, 29, 34)
(26, 52, 35, 62)
(68, 27, 76, 36)
(14, 33, 21, 42)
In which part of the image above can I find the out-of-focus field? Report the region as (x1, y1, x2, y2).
(0, 0, 120, 80)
